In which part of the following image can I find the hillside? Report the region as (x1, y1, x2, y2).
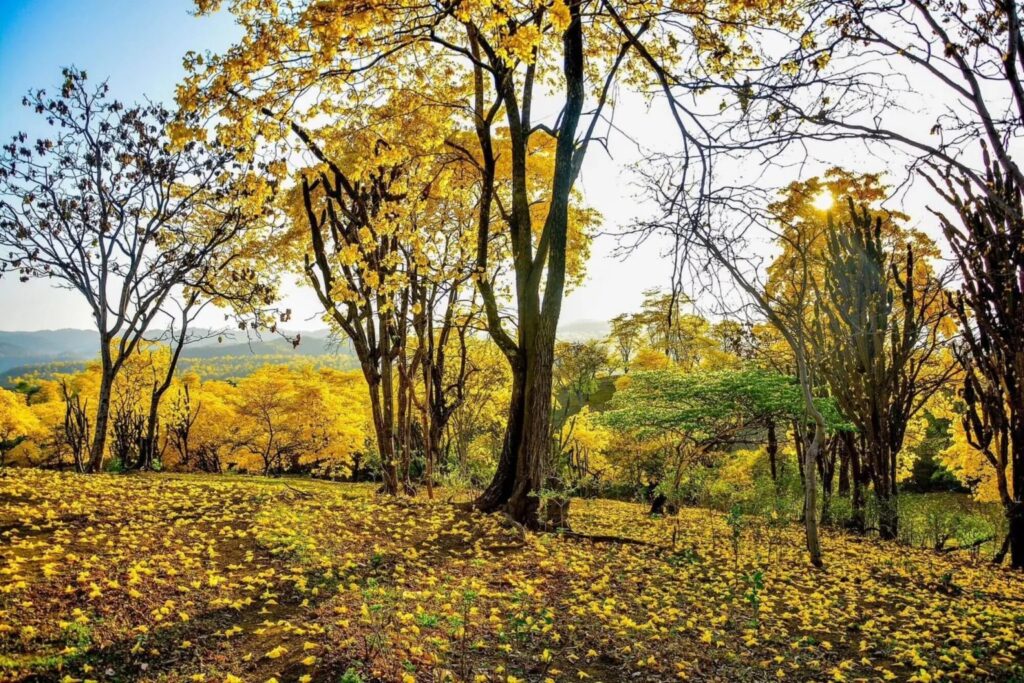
(0, 329, 358, 383)
(1, 469, 1021, 682)
(0, 321, 608, 384)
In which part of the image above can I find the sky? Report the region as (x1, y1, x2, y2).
(0, 1, 951, 335)
(0, 0, 684, 332)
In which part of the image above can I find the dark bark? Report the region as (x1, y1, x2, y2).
(505, 313, 559, 527)
(476, 361, 526, 512)
(766, 418, 779, 486)
(837, 436, 851, 496)
(872, 450, 897, 540)
(87, 353, 114, 473)
(817, 436, 838, 525)
(1009, 502, 1024, 568)
(842, 432, 867, 533)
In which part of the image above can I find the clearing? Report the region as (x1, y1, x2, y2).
(0, 469, 1022, 682)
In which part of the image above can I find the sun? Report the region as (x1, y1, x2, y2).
(812, 190, 834, 211)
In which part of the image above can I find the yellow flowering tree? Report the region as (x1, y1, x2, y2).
(180, 0, 790, 526)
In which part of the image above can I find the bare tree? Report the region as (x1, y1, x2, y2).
(627, 175, 828, 566)
(930, 158, 1024, 568)
(0, 69, 273, 472)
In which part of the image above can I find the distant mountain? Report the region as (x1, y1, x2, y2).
(0, 328, 355, 383)
(0, 329, 101, 372)
(0, 320, 606, 383)
(177, 329, 351, 358)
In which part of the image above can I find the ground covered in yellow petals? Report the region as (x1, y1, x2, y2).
(1, 470, 1022, 682)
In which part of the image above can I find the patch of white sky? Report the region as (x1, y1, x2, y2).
(0, 0, 960, 333)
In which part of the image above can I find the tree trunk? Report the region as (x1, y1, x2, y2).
(475, 360, 526, 512)
(1008, 502, 1024, 569)
(136, 393, 160, 471)
(794, 422, 806, 521)
(837, 434, 851, 496)
(87, 363, 114, 473)
(766, 418, 778, 487)
(875, 471, 899, 541)
(817, 437, 838, 525)
(506, 327, 557, 528)
(367, 372, 400, 495)
(803, 422, 824, 567)
(421, 399, 434, 500)
(1010, 422, 1024, 568)
(844, 433, 866, 533)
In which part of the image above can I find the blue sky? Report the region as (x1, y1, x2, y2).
(0, 1, 240, 329)
(0, 0, 236, 122)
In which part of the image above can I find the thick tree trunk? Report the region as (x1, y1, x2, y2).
(477, 308, 559, 530)
(506, 328, 556, 528)
(366, 373, 400, 495)
(475, 361, 526, 512)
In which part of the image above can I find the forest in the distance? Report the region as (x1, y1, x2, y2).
(0, 0, 1023, 680)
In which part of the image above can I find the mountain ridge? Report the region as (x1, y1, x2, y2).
(0, 319, 610, 381)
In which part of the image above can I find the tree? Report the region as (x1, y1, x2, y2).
(0, 388, 41, 467)
(608, 314, 642, 373)
(0, 69, 273, 472)
(815, 200, 954, 539)
(134, 264, 280, 472)
(411, 277, 479, 498)
(552, 339, 608, 430)
(635, 290, 714, 370)
(181, 0, 784, 528)
(690, 0, 1023, 549)
(447, 338, 512, 485)
(761, 171, 955, 535)
(931, 159, 1024, 568)
(164, 375, 238, 473)
(601, 368, 845, 516)
(230, 366, 367, 476)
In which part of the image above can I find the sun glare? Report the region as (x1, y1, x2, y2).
(812, 190, 834, 211)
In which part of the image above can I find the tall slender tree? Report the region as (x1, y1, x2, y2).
(930, 157, 1024, 568)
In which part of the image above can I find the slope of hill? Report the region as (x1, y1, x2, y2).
(0, 329, 101, 372)
(0, 328, 357, 383)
